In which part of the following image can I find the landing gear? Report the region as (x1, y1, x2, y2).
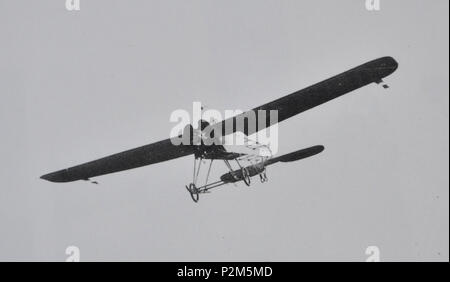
(259, 170, 268, 183)
(183, 150, 270, 202)
(184, 157, 209, 203)
(185, 157, 222, 203)
(242, 167, 251, 186)
(185, 183, 199, 203)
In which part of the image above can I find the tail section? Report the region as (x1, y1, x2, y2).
(265, 145, 324, 166)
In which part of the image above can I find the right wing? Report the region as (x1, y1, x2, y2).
(211, 56, 398, 136)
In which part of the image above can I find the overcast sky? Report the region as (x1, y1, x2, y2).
(0, 0, 448, 261)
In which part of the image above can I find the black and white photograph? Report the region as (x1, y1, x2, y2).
(0, 0, 448, 266)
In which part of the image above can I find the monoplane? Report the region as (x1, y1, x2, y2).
(41, 57, 398, 202)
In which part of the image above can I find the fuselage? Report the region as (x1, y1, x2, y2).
(220, 162, 266, 183)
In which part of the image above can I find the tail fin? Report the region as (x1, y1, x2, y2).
(265, 145, 324, 166)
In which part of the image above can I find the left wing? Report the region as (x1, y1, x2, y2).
(40, 138, 194, 182)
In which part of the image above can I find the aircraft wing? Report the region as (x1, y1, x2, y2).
(40, 138, 194, 182)
(212, 56, 398, 136)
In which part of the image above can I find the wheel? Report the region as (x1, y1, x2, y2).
(185, 183, 199, 203)
(242, 167, 251, 186)
(260, 171, 268, 183)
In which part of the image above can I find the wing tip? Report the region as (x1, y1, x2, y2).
(40, 173, 58, 182)
(315, 145, 325, 153)
(40, 171, 72, 183)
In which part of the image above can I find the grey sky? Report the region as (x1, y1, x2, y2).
(0, 0, 448, 261)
